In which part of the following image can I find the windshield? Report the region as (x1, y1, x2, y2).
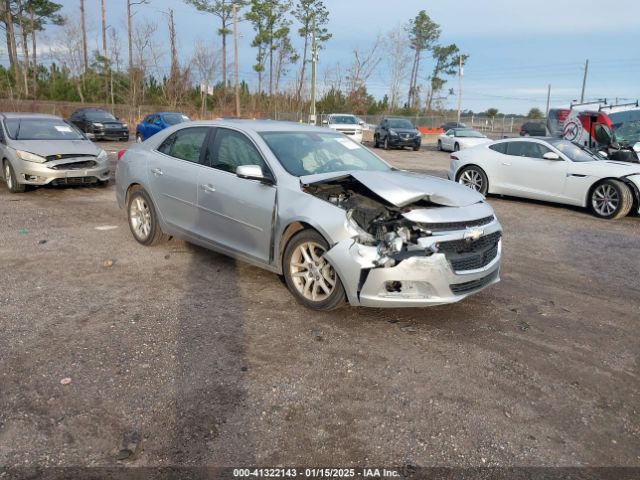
(388, 119, 414, 129)
(164, 113, 190, 125)
(612, 120, 640, 145)
(4, 118, 86, 141)
(260, 132, 391, 177)
(455, 129, 485, 138)
(328, 115, 357, 125)
(85, 111, 117, 122)
(549, 139, 599, 162)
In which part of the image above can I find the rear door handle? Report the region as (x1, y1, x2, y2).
(151, 168, 163, 176)
(201, 184, 216, 193)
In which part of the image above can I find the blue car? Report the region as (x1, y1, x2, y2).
(135, 112, 191, 142)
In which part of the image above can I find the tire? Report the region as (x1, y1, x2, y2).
(413, 145, 420, 152)
(384, 137, 390, 150)
(136, 133, 143, 143)
(454, 143, 460, 152)
(96, 179, 110, 188)
(127, 189, 167, 245)
(3, 160, 25, 193)
(437, 140, 442, 151)
(590, 179, 633, 220)
(373, 135, 379, 148)
(457, 165, 489, 195)
(283, 229, 346, 311)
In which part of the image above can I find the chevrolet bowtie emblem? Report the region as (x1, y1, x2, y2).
(463, 228, 484, 242)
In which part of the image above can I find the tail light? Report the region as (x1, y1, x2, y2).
(117, 150, 127, 160)
(450, 154, 459, 160)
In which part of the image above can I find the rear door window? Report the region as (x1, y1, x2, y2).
(157, 127, 210, 163)
(206, 128, 269, 174)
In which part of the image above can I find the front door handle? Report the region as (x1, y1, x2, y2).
(151, 168, 163, 176)
(201, 184, 216, 193)
(501, 162, 512, 166)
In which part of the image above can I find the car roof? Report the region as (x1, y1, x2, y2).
(182, 119, 339, 134)
(147, 111, 186, 116)
(0, 112, 62, 120)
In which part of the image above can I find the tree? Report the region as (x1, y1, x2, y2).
(183, 0, 247, 89)
(246, 0, 292, 96)
(292, 0, 330, 101)
(384, 24, 410, 111)
(425, 44, 467, 111)
(192, 40, 219, 115)
(486, 108, 499, 119)
(406, 10, 439, 109)
(527, 107, 543, 119)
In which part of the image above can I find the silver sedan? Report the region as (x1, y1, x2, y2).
(0, 113, 110, 192)
(115, 120, 502, 310)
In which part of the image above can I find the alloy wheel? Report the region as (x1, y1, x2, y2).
(592, 184, 619, 216)
(289, 241, 336, 302)
(129, 195, 152, 240)
(4, 163, 12, 190)
(459, 169, 483, 192)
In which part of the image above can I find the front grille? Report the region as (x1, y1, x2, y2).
(438, 231, 501, 272)
(450, 270, 499, 295)
(51, 177, 98, 185)
(418, 215, 494, 232)
(46, 154, 96, 162)
(50, 160, 97, 170)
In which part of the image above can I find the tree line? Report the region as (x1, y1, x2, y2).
(0, 1, 472, 117)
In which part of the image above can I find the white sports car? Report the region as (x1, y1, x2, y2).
(448, 137, 640, 220)
(437, 128, 492, 152)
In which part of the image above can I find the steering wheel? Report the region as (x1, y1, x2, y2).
(318, 158, 345, 173)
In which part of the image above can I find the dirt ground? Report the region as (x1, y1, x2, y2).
(0, 140, 639, 472)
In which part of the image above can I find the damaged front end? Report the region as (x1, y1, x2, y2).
(302, 171, 502, 307)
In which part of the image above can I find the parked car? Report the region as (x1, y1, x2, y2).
(519, 122, 546, 136)
(322, 114, 364, 143)
(441, 122, 467, 131)
(437, 128, 491, 152)
(0, 113, 110, 193)
(448, 137, 640, 220)
(116, 120, 502, 310)
(69, 108, 129, 141)
(136, 112, 191, 142)
(373, 117, 421, 151)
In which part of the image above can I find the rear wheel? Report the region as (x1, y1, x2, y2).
(127, 189, 167, 245)
(283, 229, 345, 311)
(590, 179, 633, 220)
(457, 165, 488, 195)
(3, 160, 25, 193)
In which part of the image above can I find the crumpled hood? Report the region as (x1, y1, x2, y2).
(301, 170, 484, 208)
(8, 139, 100, 157)
(573, 160, 640, 177)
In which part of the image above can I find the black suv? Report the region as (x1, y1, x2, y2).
(519, 122, 546, 136)
(440, 121, 467, 131)
(374, 117, 421, 151)
(69, 108, 129, 141)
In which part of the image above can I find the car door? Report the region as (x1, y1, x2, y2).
(147, 126, 211, 235)
(499, 141, 568, 201)
(196, 127, 277, 264)
(147, 115, 163, 138)
(442, 130, 454, 150)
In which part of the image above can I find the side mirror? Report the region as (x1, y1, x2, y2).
(633, 142, 640, 153)
(543, 152, 561, 160)
(236, 165, 273, 184)
(359, 121, 365, 125)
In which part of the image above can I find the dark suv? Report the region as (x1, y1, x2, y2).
(441, 121, 467, 131)
(69, 108, 129, 141)
(374, 117, 421, 151)
(519, 122, 546, 136)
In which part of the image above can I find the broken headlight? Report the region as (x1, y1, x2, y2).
(345, 209, 376, 245)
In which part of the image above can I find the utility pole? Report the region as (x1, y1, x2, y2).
(127, 0, 133, 73)
(310, 17, 317, 125)
(456, 55, 464, 124)
(168, 8, 178, 107)
(580, 59, 589, 103)
(233, 4, 240, 118)
(545, 84, 551, 118)
(80, 0, 88, 72)
(101, 0, 107, 55)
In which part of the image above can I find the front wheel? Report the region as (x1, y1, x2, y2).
(136, 133, 143, 143)
(590, 179, 633, 220)
(457, 165, 489, 195)
(127, 189, 167, 245)
(373, 135, 379, 148)
(3, 160, 25, 193)
(453, 143, 460, 152)
(437, 140, 443, 151)
(384, 137, 390, 150)
(413, 145, 420, 151)
(283, 230, 346, 311)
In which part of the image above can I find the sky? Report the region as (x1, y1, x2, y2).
(16, 0, 640, 114)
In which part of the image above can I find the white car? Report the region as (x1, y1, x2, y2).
(448, 137, 640, 220)
(322, 114, 364, 143)
(437, 128, 491, 152)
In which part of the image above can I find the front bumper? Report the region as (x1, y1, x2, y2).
(11, 158, 110, 186)
(325, 220, 502, 308)
(92, 127, 129, 140)
(388, 135, 421, 148)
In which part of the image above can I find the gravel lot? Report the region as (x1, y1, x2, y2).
(1, 140, 639, 470)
